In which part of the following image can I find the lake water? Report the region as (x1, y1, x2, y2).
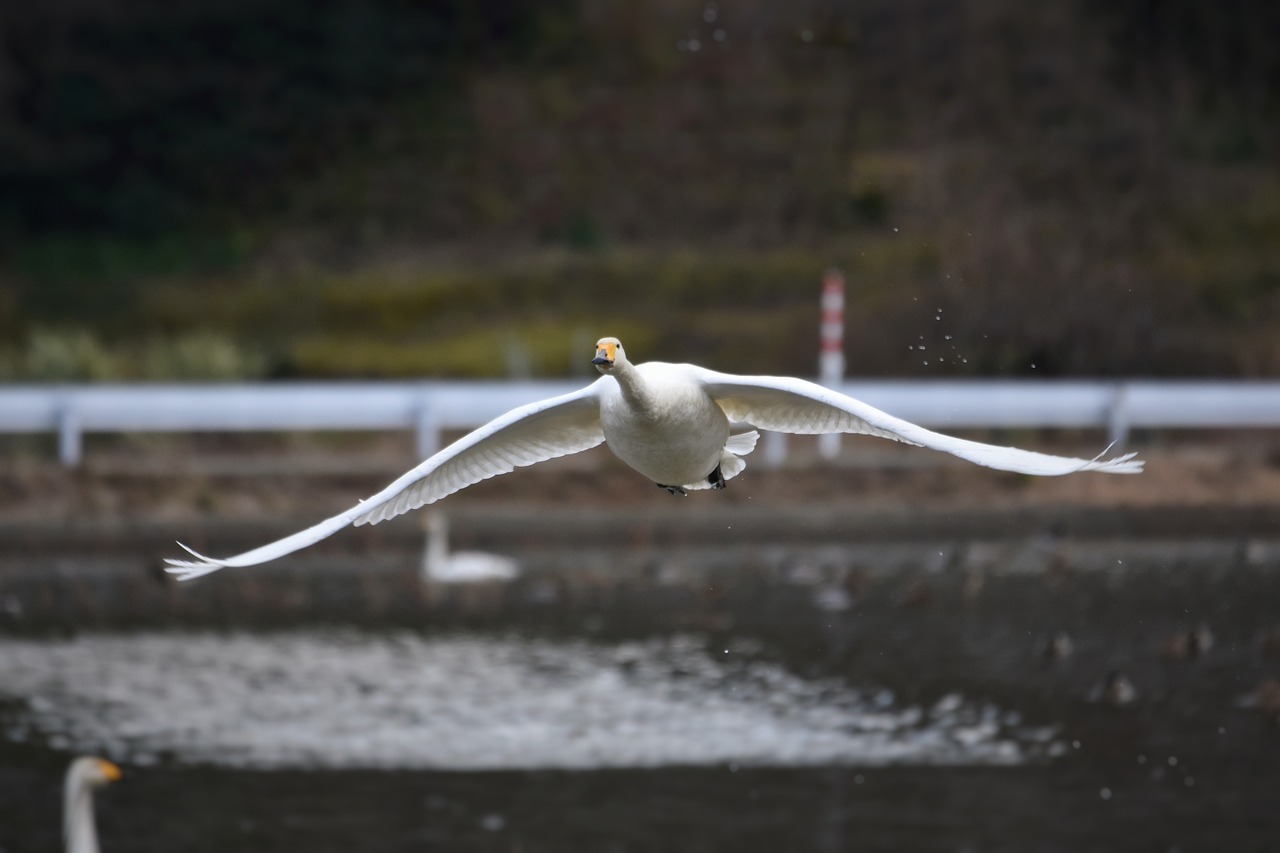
(2, 554, 1279, 851)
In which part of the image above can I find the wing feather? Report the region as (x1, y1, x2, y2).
(165, 381, 607, 579)
(693, 368, 1143, 476)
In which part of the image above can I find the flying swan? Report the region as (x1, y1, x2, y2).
(166, 337, 1142, 580)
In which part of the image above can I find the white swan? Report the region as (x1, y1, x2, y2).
(167, 336, 1142, 580)
(64, 756, 121, 853)
(422, 513, 519, 583)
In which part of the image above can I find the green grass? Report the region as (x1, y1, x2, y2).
(0, 329, 268, 382)
(5, 159, 1279, 383)
(3, 240, 937, 380)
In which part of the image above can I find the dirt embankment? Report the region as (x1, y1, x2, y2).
(1, 434, 1278, 535)
(1, 434, 1278, 629)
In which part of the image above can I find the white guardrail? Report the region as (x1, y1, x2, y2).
(1, 380, 1278, 467)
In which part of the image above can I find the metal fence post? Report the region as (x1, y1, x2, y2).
(58, 402, 82, 467)
(1107, 385, 1130, 448)
(415, 398, 439, 460)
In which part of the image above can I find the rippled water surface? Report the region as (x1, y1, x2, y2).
(0, 631, 1048, 771)
(3, 555, 1279, 852)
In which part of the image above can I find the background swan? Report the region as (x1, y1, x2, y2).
(167, 336, 1142, 580)
(422, 512, 519, 583)
(64, 756, 121, 853)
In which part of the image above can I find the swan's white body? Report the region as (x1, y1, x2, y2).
(598, 360, 761, 489)
(64, 757, 120, 853)
(167, 337, 1142, 580)
(422, 513, 519, 583)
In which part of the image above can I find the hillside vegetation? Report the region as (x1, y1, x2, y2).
(2, 0, 1278, 380)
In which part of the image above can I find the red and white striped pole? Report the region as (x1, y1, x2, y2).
(820, 269, 846, 381)
(819, 269, 845, 459)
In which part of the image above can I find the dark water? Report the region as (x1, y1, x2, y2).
(3, 556, 1280, 852)
(7, 751, 1276, 853)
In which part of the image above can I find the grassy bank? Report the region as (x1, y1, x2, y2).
(4, 226, 1277, 382)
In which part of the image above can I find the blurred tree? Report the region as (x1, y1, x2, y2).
(0, 0, 562, 238)
(0, 0, 1276, 378)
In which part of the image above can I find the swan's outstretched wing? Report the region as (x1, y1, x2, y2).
(693, 368, 1143, 476)
(166, 382, 607, 580)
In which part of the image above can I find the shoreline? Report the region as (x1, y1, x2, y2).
(2, 437, 1278, 627)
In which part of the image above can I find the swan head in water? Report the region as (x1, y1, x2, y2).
(64, 757, 121, 853)
(592, 337, 625, 374)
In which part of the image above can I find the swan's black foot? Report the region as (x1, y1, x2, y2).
(656, 483, 687, 496)
(707, 463, 726, 490)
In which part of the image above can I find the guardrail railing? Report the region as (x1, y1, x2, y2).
(2, 380, 1277, 466)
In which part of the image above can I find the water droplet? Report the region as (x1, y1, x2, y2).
(1099, 787, 1112, 800)
(1168, 756, 1178, 766)
(713, 28, 727, 42)
(799, 28, 813, 42)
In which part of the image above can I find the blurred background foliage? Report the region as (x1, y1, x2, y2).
(1, 0, 1278, 381)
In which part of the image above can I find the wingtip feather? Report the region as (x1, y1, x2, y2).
(1081, 450, 1144, 474)
(163, 542, 227, 581)
(163, 564, 221, 582)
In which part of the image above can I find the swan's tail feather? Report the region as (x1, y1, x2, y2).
(726, 429, 760, 457)
(682, 430, 761, 490)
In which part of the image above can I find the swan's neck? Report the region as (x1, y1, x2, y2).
(423, 515, 448, 578)
(610, 359, 657, 414)
(64, 787, 100, 853)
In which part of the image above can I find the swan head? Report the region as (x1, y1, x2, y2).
(68, 756, 122, 789)
(64, 757, 121, 850)
(592, 337, 625, 373)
